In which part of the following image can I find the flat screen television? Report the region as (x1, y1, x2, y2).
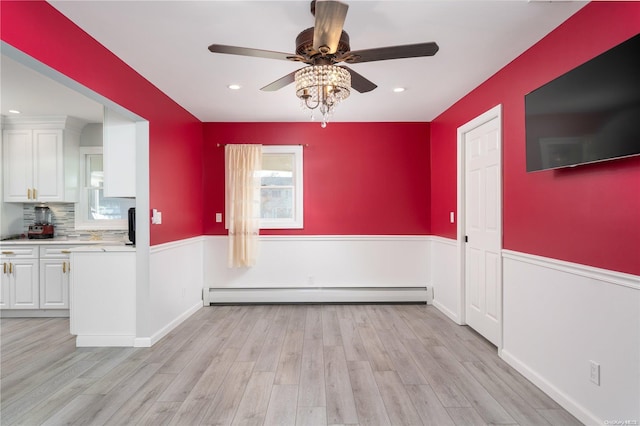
(525, 33, 640, 172)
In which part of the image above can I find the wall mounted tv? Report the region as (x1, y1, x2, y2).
(525, 33, 640, 172)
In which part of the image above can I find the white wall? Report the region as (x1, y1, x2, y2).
(143, 236, 204, 346)
(429, 236, 461, 324)
(203, 235, 430, 303)
(501, 251, 639, 425)
(429, 242, 640, 424)
(79, 123, 102, 147)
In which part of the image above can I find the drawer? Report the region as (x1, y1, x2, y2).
(39, 246, 75, 259)
(0, 246, 37, 259)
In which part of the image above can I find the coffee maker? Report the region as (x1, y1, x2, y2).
(28, 205, 54, 239)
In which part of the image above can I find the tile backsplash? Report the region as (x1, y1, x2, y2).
(22, 203, 128, 241)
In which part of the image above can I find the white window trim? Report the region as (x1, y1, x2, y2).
(75, 146, 128, 230)
(261, 145, 304, 229)
(225, 145, 304, 230)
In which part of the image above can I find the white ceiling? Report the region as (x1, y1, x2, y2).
(3, 1, 587, 124)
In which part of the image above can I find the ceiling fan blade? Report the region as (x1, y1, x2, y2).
(345, 42, 439, 64)
(208, 44, 297, 62)
(260, 71, 298, 92)
(341, 66, 377, 93)
(313, 1, 349, 54)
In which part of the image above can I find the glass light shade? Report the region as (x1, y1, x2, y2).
(294, 65, 351, 127)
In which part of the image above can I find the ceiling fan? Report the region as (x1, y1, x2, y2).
(207, 0, 439, 94)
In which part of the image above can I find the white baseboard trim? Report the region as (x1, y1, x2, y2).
(208, 287, 429, 304)
(136, 301, 203, 347)
(76, 334, 136, 347)
(1, 309, 70, 318)
(500, 349, 600, 426)
(432, 299, 462, 325)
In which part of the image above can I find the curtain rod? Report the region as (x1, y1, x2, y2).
(216, 143, 309, 147)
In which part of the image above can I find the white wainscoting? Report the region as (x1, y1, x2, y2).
(501, 250, 640, 425)
(429, 236, 461, 324)
(143, 236, 205, 347)
(203, 235, 430, 304)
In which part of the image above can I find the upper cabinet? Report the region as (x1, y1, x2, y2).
(103, 108, 136, 198)
(2, 116, 83, 203)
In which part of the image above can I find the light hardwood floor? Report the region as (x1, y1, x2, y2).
(1, 304, 582, 425)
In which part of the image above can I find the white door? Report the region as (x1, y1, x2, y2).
(464, 114, 501, 346)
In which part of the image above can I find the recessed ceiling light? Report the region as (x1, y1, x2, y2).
(8, 109, 21, 114)
(393, 87, 406, 93)
(227, 84, 241, 90)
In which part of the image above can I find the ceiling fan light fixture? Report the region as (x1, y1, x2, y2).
(295, 65, 350, 128)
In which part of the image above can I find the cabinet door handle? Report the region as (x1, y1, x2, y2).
(3, 263, 6, 274)
(63, 262, 67, 273)
(28, 188, 32, 199)
(61, 250, 71, 254)
(1, 251, 14, 255)
(9, 263, 12, 274)
(33, 188, 37, 199)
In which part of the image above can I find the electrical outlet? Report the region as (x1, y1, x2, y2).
(589, 360, 600, 385)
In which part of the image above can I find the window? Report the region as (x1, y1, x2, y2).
(75, 147, 136, 230)
(225, 145, 304, 230)
(260, 145, 304, 229)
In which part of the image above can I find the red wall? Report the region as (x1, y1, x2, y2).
(203, 122, 430, 235)
(0, 1, 204, 245)
(430, 2, 640, 275)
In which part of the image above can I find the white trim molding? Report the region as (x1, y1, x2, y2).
(134, 301, 202, 347)
(502, 249, 639, 290)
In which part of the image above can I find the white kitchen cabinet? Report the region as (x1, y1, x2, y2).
(103, 108, 136, 197)
(39, 246, 72, 309)
(0, 246, 39, 309)
(2, 116, 83, 203)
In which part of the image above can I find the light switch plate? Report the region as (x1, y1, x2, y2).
(215, 213, 222, 223)
(152, 209, 162, 225)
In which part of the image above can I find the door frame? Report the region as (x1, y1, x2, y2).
(456, 104, 503, 349)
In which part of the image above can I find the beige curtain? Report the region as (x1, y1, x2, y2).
(225, 144, 262, 268)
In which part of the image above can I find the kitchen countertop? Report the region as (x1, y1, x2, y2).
(0, 238, 125, 246)
(68, 245, 136, 252)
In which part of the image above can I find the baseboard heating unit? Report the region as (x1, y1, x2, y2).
(206, 286, 431, 305)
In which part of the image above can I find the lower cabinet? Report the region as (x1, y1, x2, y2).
(1, 244, 77, 313)
(39, 246, 72, 309)
(1, 247, 39, 309)
(40, 258, 70, 309)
